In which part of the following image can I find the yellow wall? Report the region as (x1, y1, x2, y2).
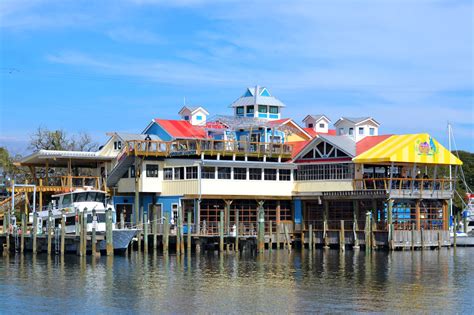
(293, 180, 354, 193)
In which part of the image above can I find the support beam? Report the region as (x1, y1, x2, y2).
(387, 199, 394, 250)
(257, 201, 265, 253)
(415, 200, 421, 230)
(323, 200, 329, 249)
(276, 201, 281, 249)
(235, 208, 239, 252)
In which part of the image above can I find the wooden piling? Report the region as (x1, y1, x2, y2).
(308, 224, 313, 252)
(79, 212, 85, 256)
(353, 202, 360, 249)
(276, 201, 281, 250)
(187, 211, 191, 254)
(21, 213, 26, 254)
(219, 210, 224, 252)
(284, 225, 292, 252)
(365, 212, 371, 252)
(411, 223, 415, 250)
(153, 205, 158, 252)
(387, 199, 393, 249)
(323, 201, 329, 249)
(92, 209, 97, 256)
(32, 212, 38, 255)
(106, 208, 113, 256)
(82, 209, 87, 256)
(47, 210, 52, 255)
(164, 212, 169, 253)
(60, 211, 66, 256)
(144, 212, 149, 254)
(420, 228, 424, 250)
(257, 201, 265, 254)
(269, 220, 273, 252)
(453, 215, 457, 248)
(340, 220, 345, 251)
(235, 208, 239, 252)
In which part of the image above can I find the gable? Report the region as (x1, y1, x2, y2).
(295, 137, 354, 162)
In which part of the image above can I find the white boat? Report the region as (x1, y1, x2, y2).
(30, 187, 138, 252)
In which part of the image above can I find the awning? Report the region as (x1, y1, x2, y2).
(353, 134, 462, 165)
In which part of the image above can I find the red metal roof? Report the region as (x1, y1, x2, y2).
(154, 119, 208, 139)
(356, 135, 392, 155)
(288, 141, 311, 159)
(303, 128, 336, 138)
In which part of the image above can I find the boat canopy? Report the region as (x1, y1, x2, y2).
(353, 133, 463, 165)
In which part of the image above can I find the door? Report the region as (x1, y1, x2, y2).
(116, 204, 133, 227)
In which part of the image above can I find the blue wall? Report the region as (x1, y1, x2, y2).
(144, 122, 173, 141)
(294, 199, 302, 224)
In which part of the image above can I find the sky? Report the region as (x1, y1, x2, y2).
(0, 0, 473, 155)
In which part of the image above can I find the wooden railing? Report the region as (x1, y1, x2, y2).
(353, 177, 454, 195)
(125, 139, 294, 158)
(9, 176, 103, 193)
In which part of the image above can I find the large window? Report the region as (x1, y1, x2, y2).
(174, 167, 184, 180)
(246, 106, 254, 114)
(186, 166, 198, 179)
(258, 105, 267, 113)
(236, 106, 244, 115)
(201, 167, 215, 179)
(217, 167, 231, 179)
(358, 127, 364, 135)
(296, 163, 354, 181)
(249, 168, 262, 180)
(146, 164, 159, 178)
(279, 169, 291, 181)
(264, 169, 277, 181)
(234, 167, 247, 180)
(164, 168, 173, 180)
(269, 106, 279, 114)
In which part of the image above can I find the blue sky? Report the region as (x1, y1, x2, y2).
(0, 0, 473, 155)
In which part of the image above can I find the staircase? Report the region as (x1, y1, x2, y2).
(0, 193, 26, 218)
(107, 154, 135, 187)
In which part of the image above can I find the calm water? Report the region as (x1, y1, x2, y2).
(0, 248, 472, 314)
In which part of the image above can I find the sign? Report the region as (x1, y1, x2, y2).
(415, 136, 437, 157)
(170, 150, 197, 157)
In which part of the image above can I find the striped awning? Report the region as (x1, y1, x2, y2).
(353, 134, 462, 165)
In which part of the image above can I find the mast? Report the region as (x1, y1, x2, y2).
(448, 123, 453, 220)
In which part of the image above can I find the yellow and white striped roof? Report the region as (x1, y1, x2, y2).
(353, 134, 462, 165)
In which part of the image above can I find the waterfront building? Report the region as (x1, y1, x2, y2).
(9, 85, 462, 248)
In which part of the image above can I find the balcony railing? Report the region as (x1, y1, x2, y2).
(8, 176, 103, 193)
(353, 177, 454, 198)
(125, 139, 294, 159)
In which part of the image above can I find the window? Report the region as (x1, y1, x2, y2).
(174, 167, 184, 180)
(184, 115, 189, 121)
(249, 168, 262, 180)
(196, 115, 203, 121)
(164, 168, 173, 180)
(339, 128, 344, 135)
(264, 169, 277, 180)
(348, 128, 354, 136)
(146, 164, 159, 178)
(369, 128, 375, 136)
(295, 163, 354, 181)
(62, 194, 72, 207)
(308, 123, 314, 128)
(236, 106, 244, 115)
(121, 169, 129, 179)
(358, 127, 364, 135)
(319, 123, 325, 128)
(246, 106, 254, 114)
(279, 169, 291, 181)
(234, 167, 247, 180)
(258, 105, 268, 113)
(270, 136, 282, 143)
(217, 167, 231, 179)
(186, 166, 198, 179)
(130, 166, 136, 178)
(269, 106, 279, 114)
(114, 141, 122, 150)
(201, 167, 215, 179)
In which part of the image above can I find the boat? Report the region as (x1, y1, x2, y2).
(30, 187, 138, 252)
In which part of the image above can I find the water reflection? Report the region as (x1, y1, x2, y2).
(0, 249, 472, 313)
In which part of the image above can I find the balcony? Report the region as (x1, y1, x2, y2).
(125, 139, 294, 159)
(353, 177, 454, 199)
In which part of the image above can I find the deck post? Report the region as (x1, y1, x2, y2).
(47, 209, 53, 255)
(187, 210, 192, 254)
(353, 201, 360, 249)
(219, 210, 224, 252)
(82, 208, 87, 256)
(92, 209, 97, 256)
(415, 200, 421, 231)
(387, 199, 393, 248)
(179, 205, 185, 255)
(60, 210, 66, 256)
(75, 208, 80, 236)
(257, 201, 265, 254)
(235, 208, 239, 252)
(21, 212, 26, 254)
(340, 220, 345, 252)
(453, 214, 457, 248)
(144, 212, 148, 254)
(164, 212, 169, 254)
(269, 220, 273, 252)
(276, 201, 281, 249)
(32, 211, 38, 255)
(323, 200, 329, 249)
(79, 211, 84, 256)
(176, 210, 181, 255)
(153, 205, 158, 252)
(411, 223, 415, 250)
(106, 207, 113, 256)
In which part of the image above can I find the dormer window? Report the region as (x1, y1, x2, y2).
(308, 123, 314, 128)
(339, 128, 344, 135)
(349, 128, 354, 136)
(369, 128, 375, 135)
(319, 123, 325, 128)
(358, 127, 364, 135)
(184, 116, 189, 121)
(236, 106, 244, 115)
(258, 105, 267, 113)
(196, 115, 203, 121)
